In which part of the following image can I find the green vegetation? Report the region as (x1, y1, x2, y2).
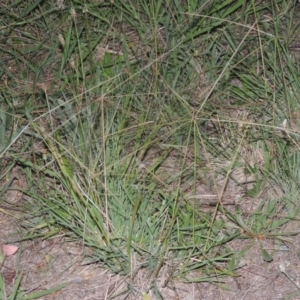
(1, 0, 300, 298)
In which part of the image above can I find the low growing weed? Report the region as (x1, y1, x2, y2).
(1, 0, 300, 297)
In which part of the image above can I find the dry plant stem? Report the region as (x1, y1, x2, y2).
(206, 124, 250, 251)
(195, 22, 258, 117)
(100, 96, 110, 244)
(280, 264, 300, 291)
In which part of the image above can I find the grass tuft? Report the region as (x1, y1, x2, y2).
(1, 0, 300, 297)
